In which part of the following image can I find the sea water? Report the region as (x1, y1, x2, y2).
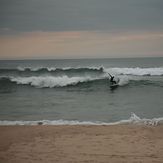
(0, 57, 163, 125)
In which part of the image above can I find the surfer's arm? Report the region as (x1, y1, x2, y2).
(108, 73, 112, 78)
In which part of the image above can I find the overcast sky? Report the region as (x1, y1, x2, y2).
(0, 0, 163, 59)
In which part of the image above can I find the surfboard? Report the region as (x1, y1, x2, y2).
(110, 83, 119, 89)
(110, 78, 120, 89)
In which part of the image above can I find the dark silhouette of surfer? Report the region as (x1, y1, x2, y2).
(108, 73, 117, 84)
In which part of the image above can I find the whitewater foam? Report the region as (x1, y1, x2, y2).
(106, 67, 163, 76)
(10, 75, 100, 88)
(0, 113, 163, 126)
(117, 76, 130, 86)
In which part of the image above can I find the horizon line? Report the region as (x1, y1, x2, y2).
(0, 56, 163, 61)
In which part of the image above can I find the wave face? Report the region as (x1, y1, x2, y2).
(0, 66, 163, 88)
(0, 113, 163, 126)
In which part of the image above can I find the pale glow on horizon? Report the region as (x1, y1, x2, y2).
(0, 30, 163, 59)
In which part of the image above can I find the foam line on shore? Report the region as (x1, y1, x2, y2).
(0, 113, 163, 126)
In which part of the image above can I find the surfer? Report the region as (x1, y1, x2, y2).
(108, 73, 117, 84)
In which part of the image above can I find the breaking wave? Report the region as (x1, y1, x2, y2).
(1, 76, 101, 88)
(0, 67, 163, 76)
(0, 113, 163, 126)
(0, 66, 163, 88)
(0, 74, 162, 88)
(0, 66, 104, 74)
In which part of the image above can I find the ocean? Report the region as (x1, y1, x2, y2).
(0, 57, 163, 125)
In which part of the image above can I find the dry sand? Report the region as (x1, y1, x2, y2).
(0, 125, 163, 163)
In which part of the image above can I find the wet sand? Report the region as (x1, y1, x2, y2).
(0, 125, 163, 163)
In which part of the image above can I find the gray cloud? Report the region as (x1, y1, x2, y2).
(0, 0, 163, 33)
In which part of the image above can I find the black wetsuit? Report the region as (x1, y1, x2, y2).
(110, 76, 117, 84)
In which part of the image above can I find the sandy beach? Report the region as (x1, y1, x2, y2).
(0, 125, 163, 163)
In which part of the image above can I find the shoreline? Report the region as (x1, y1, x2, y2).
(1, 112, 163, 126)
(0, 125, 163, 163)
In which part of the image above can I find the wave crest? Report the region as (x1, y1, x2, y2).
(17, 66, 104, 73)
